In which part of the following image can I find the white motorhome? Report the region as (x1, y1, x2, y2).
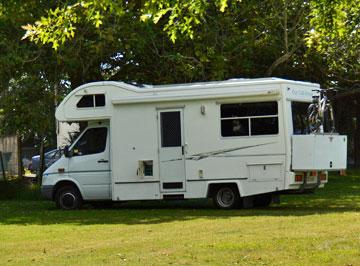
(42, 78, 347, 209)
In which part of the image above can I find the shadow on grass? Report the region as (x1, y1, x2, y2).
(0, 171, 359, 226)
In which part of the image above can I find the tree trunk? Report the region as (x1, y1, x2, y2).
(17, 135, 23, 178)
(0, 151, 6, 181)
(354, 105, 360, 168)
(38, 137, 45, 183)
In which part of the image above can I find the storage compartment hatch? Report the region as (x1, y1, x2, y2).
(292, 134, 347, 171)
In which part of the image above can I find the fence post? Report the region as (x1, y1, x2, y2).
(0, 151, 6, 181)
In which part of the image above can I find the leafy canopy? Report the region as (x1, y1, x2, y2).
(22, 0, 242, 49)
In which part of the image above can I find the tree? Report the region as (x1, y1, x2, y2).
(3, 0, 359, 167)
(307, 0, 360, 87)
(21, 0, 327, 82)
(306, 0, 360, 166)
(0, 1, 62, 177)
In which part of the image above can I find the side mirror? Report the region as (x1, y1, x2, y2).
(63, 145, 71, 158)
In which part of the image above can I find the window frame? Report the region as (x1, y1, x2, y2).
(220, 101, 280, 138)
(76, 94, 106, 109)
(70, 127, 108, 156)
(291, 101, 311, 135)
(160, 111, 182, 148)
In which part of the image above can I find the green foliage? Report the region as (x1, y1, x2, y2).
(142, 0, 210, 42)
(22, 1, 245, 48)
(22, 1, 126, 50)
(0, 1, 61, 146)
(18, 0, 325, 83)
(307, 0, 360, 87)
(1, 0, 359, 151)
(14, 0, 360, 89)
(0, 74, 55, 137)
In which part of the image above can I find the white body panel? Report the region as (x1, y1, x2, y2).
(43, 78, 347, 202)
(292, 135, 347, 170)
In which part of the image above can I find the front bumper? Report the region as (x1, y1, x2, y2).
(41, 185, 54, 200)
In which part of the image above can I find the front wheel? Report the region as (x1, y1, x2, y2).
(213, 185, 241, 209)
(55, 185, 83, 210)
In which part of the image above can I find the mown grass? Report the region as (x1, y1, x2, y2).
(1, 171, 360, 265)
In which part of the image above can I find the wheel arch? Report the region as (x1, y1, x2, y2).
(52, 179, 84, 200)
(206, 181, 242, 198)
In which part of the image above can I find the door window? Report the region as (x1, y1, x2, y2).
(160, 111, 182, 147)
(72, 127, 107, 156)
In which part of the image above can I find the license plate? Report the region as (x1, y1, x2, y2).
(307, 175, 316, 183)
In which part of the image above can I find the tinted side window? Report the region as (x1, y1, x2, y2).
(221, 102, 277, 117)
(72, 128, 107, 156)
(251, 117, 278, 135)
(221, 102, 278, 137)
(77, 94, 105, 108)
(95, 94, 105, 107)
(292, 102, 310, 134)
(77, 95, 94, 108)
(221, 119, 249, 136)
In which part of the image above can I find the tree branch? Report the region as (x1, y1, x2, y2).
(265, 45, 298, 76)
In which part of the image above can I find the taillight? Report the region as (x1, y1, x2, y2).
(310, 171, 318, 177)
(295, 173, 304, 182)
(319, 172, 327, 181)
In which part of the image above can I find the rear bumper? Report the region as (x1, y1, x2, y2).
(41, 185, 54, 200)
(287, 182, 325, 192)
(286, 171, 327, 191)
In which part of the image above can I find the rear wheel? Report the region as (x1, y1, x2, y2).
(253, 194, 272, 208)
(55, 185, 82, 210)
(213, 185, 241, 209)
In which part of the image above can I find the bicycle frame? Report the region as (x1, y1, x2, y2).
(308, 89, 335, 133)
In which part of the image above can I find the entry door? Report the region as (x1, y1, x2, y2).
(158, 109, 186, 192)
(68, 126, 111, 200)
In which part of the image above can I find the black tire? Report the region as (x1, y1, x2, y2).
(55, 185, 83, 210)
(253, 194, 272, 208)
(213, 185, 241, 209)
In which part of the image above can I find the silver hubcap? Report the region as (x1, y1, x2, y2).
(61, 192, 76, 209)
(216, 188, 235, 208)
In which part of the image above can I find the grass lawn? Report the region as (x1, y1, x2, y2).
(1, 171, 360, 265)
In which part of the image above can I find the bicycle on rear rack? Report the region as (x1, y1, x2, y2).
(307, 89, 336, 134)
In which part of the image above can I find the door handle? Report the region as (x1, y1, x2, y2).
(181, 143, 188, 155)
(97, 159, 109, 163)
